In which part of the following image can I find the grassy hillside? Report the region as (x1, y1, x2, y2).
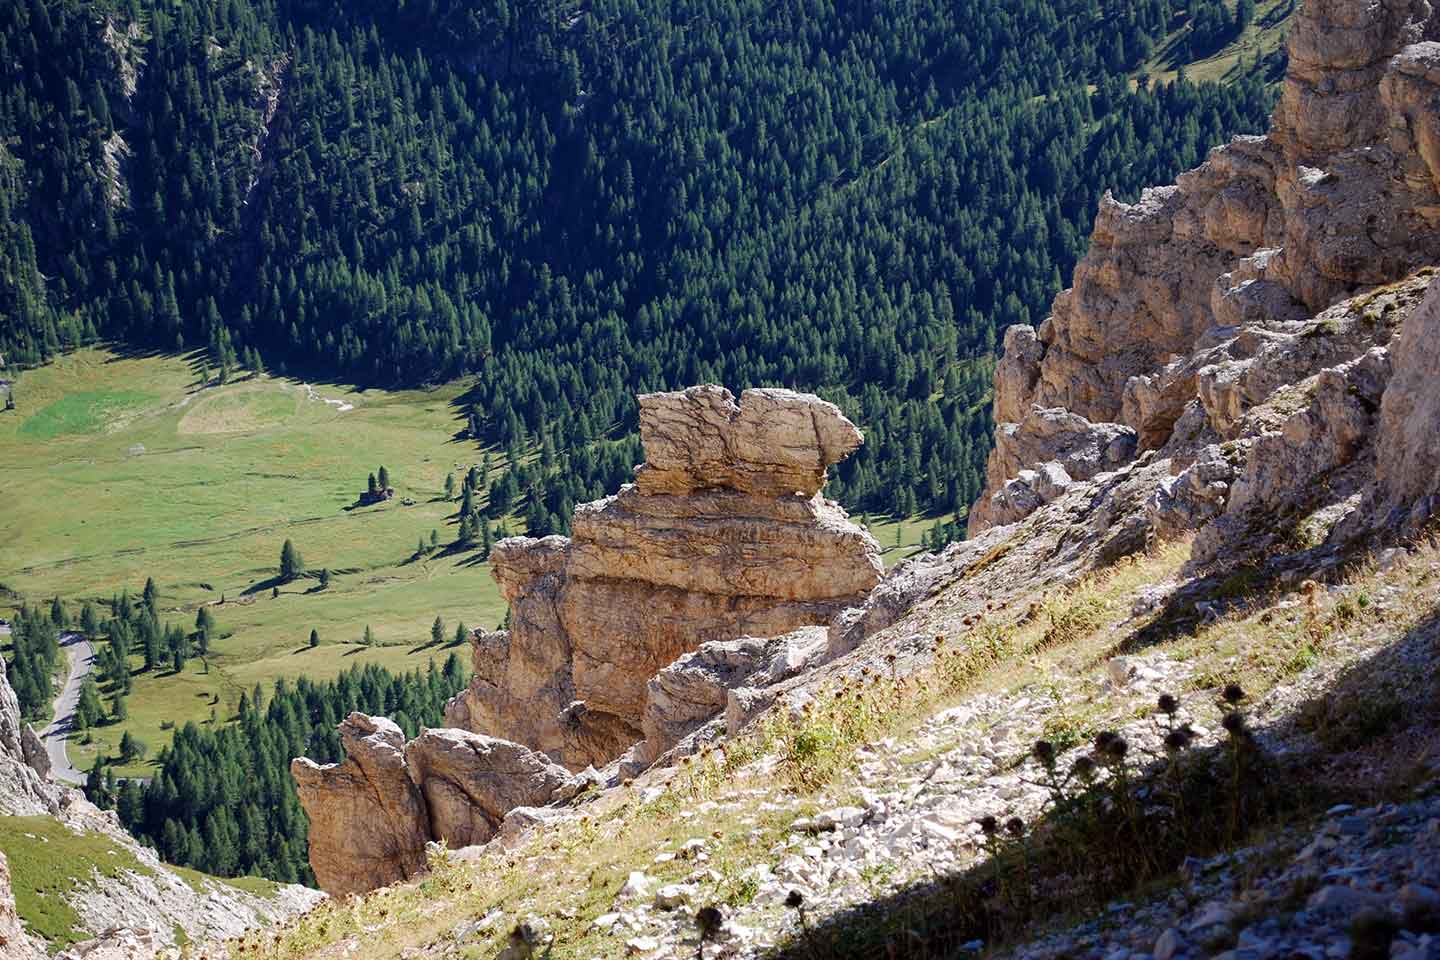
(0, 348, 509, 776)
(1142, 0, 1295, 86)
(242, 530, 1440, 960)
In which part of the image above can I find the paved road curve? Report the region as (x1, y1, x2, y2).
(40, 632, 93, 785)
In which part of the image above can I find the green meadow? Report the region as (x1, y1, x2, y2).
(0, 348, 508, 775)
(0, 348, 941, 777)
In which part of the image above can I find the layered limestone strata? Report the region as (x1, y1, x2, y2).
(444, 386, 882, 769)
(971, 0, 1440, 545)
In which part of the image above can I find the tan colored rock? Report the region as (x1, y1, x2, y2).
(1273, 0, 1432, 163)
(404, 728, 573, 849)
(567, 486, 880, 601)
(291, 713, 430, 896)
(974, 0, 1440, 537)
(447, 386, 880, 770)
(1371, 274, 1440, 523)
(969, 407, 1135, 532)
(633, 386, 862, 498)
(992, 325, 1045, 424)
(636, 627, 826, 763)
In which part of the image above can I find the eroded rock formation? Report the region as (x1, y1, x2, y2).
(291, 714, 580, 895)
(291, 714, 431, 896)
(0, 655, 61, 817)
(970, 0, 1440, 559)
(445, 386, 881, 769)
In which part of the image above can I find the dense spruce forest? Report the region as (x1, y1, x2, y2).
(0, 0, 1281, 527)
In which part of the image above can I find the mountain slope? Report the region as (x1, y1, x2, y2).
(0, 0, 1282, 525)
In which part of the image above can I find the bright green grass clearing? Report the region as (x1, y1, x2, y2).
(1138, 0, 1294, 86)
(0, 348, 510, 776)
(18, 390, 155, 440)
(0, 815, 153, 949)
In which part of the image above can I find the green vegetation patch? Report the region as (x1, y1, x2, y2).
(0, 815, 154, 949)
(18, 390, 155, 440)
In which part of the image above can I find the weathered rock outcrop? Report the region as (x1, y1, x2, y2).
(0, 654, 62, 817)
(291, 714, 431, 896)
(632, 626, 828, 764)
(292, 714, 579, 895)
(445, 386, 881, 770)
(971, 0, 1440, 551)
(1371, 275, 1440, 522)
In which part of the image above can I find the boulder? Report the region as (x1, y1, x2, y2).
(291, 714, 430, 896)
(633, 386, 862, 498)
(404, 728, 573, 849)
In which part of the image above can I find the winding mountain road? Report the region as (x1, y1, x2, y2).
(40, 632, 93, 785)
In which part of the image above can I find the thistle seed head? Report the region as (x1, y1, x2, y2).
(695, 905, 724, 938)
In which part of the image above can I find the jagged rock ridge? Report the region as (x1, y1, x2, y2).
(971, 0, 1440, 554)
(291, 714, 578, 896)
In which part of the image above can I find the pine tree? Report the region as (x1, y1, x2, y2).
(80, 601, 98, 637)
(319, 568, 331, 589)
(279, 539, 305, 581)
(195, 607, 216, 653)
(431, 616, 445, 646)
(142, 577, 158, 612)
(362, 624, 375, 646)
(309, 628, 320, 648)
(377, 465, 390, 490)
(444, 473, 456, 500)
(453, 622, 469, 645)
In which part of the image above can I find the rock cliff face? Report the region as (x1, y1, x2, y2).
(445, 386, 881, 769)
(0, 654, 62, 817)
(971, 0, 1440, 560)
